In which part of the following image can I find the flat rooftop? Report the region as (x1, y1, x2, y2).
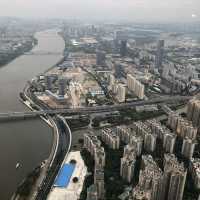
(47, 151, 87, 200)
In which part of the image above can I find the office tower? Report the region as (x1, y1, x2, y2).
(163, 132, 176, 154)
(181, 138, 196, 160)
(190, 158, 200, 189)
(120, 40, 127, 57)
(144, 133, 157, 153)
(162, 154, 187, 200)
(58, 78, 66, 96)
(114, 62, 124, 79)
(116, 83, 126, 103)
(87, 184, 98, 200)
(96, 50, 106, 66)
(45, 75, 53, 90)
(155, 40, 164, 70)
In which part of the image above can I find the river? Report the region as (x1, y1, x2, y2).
(0, 29, 65, 199)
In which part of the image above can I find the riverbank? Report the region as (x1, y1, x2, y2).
(11, 31, 72, 200)
(0, 36, 37, 68)
(11, 96, 60, 200)
(0, 29, 65, 199)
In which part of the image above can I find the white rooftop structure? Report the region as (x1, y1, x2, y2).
(47, 151, 87, 200)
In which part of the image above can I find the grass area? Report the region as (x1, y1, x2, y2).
(120, 108, 164, 121)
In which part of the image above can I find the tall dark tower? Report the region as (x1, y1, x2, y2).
(155, 40, 164, 70)
(96, 50, 106, 66)
(120, 40, 127, 57)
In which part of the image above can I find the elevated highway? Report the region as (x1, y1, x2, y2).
(24, 51, 62, 56)
(0, 95, 191, 121)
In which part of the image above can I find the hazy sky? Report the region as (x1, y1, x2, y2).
(0, 0, 200, 22)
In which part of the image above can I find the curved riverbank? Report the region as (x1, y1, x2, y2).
(0, 29, 65, 199)
(11, 31, 72, 199)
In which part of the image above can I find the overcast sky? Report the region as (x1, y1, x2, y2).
(0, 0, 199, 22)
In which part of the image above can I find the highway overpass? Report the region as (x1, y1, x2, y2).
(0, 95, 191, 121)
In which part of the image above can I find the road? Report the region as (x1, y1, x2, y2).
(0, 95, 191, 120)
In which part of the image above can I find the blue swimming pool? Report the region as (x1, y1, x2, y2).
(54, 164, 75, 187)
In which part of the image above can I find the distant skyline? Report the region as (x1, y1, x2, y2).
(0, 0, 199, 22)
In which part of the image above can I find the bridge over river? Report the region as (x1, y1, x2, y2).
(0, 95, 191, 121)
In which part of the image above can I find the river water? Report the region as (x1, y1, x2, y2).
(0, 29, 65, 199)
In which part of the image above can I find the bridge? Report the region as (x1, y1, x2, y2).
(0, 95, 191, 121)
(24, 51, 62, 56)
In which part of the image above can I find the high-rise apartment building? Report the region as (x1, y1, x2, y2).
(162, 154, 187, 200)
(116, 83, 126, 103)
(101, 128, 120, 149)
(181, 137, 196, 160)
(127, 74, 144, 99)
(190, 158, 200, 189)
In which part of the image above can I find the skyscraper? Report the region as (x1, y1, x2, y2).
(155, 40, 164, 70)
(58, 78, 66, 96)
(162, 154, 187, 200)
(114, 62, 124, 79)
(45, 75, 53, 91)
(116, 83, 126, 103)
(120, 40, 127, 57)
(96, 50, 106, 66)
(181, 138, 196, 160)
